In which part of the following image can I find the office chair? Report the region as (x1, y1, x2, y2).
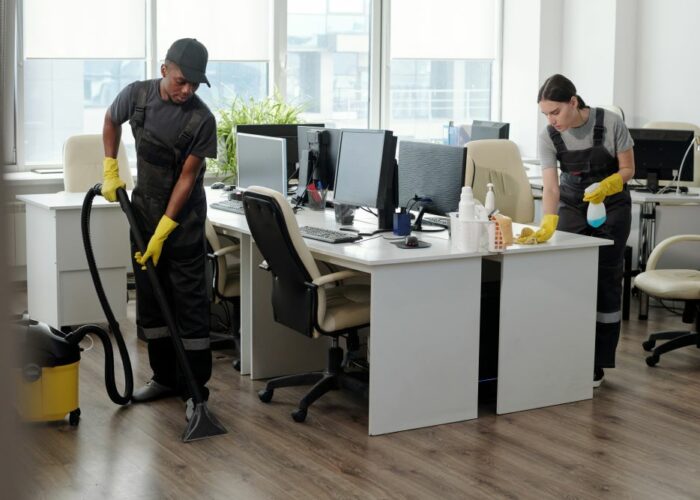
(63, 134, 134, 192)
(205, 219, 242, 369)
(465, 139, 535, 223)
(242, 186, 370, 423)
(635, 234, 700, 366)
(598, 105, 626, 122)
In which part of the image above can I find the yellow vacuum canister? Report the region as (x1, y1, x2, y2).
(17, 319, 81, 426)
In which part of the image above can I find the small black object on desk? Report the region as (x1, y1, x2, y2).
(211, 182, 225, 189)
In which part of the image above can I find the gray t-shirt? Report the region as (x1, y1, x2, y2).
(109, 79, 217, 160)
(538, 107, 634, 170)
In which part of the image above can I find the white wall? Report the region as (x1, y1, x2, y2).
(502, 0, 699, 159)
(633, 0, 700, 127)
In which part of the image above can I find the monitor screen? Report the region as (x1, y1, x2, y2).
(236, 123, 324, 177)
(629, 128, 695, 188)
(398, 140, 466, 215)
(333, 130, 398, 229)
(236, 133, 288, 195)
(470, 120, 510, 141)
(296, 126, 342, 193)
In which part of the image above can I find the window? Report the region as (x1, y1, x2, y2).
(19, 0, 270, 167)
(388, 0, 498, 141)
(12, 0, 501, 169)
(287, 0, 371, 129)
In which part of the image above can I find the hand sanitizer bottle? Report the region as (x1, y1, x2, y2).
(485, 183, 495, 213)
(585, 182, 607, 228)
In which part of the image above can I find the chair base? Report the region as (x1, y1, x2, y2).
(257, 344, 368, 422)
(643, 330, 700, 366)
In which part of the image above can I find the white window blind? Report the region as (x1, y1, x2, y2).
(157, 0, 270, 61)
(23, 0, 146, 58)
(391, 0, 496, 60)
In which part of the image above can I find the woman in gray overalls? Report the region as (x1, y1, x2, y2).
(533, 74, 635, 387)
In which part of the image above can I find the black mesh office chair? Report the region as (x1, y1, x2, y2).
(636, 235, 700, 366)
(242, 186, 370, 423)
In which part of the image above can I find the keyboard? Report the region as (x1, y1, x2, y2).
(422, 215, 450, 227)
(299, 226, 361, 244)
(210, 199, 245, 215)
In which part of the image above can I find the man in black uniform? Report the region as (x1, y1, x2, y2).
(102, 38, 217, 409)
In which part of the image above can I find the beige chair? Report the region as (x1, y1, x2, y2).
(465, 139, 535, 223)
(243, 186, 370, 423)
(598, 105, 625, 121)
(63, 134, 134, 192)
(643, 121, 700, 187)
(205, 219, 242, 368)
(635, 234, 700, 366)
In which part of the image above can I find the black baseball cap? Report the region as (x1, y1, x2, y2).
(165, 38, 211, 87)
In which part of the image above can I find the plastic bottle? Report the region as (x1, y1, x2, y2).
(485, 183, 495, 213)
(459, 186, 475, 220)
(585, 182, 607, 228)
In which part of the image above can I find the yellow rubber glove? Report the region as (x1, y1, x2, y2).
(582, 173, 623, 204)
(134, 215, 179, 269)
(101, 157, 126, 202)
(516, 214, 559, 245)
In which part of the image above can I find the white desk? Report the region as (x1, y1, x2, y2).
(17, 192, 130, 328)
(492, 224, 610, 414)
(631, 189, 700, 318)
(207, 189, 609, 434)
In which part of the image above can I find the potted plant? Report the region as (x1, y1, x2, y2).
(210, 90, 306, 182)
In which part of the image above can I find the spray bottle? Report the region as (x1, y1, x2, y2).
(485, 183, 495, 213)
(585, 182, 607, 228)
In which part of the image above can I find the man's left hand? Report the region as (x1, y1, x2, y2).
(134, 215, 179, 269)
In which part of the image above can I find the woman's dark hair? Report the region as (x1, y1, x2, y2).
(537, 74, 587, 109)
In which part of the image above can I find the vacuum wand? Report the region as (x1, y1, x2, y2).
(92, 184, 226, 441)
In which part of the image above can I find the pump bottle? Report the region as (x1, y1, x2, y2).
(485, 183, 495, 213)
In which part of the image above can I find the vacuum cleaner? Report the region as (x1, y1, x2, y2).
(17, 185, 226, 442)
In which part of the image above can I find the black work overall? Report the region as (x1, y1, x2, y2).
(129, 83, 211, 397)
(548, 108, 631, 368)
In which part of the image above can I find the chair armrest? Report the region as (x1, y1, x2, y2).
(312, 270, 363, 287)
(646, 234, 700, 270)
(211, 244, 240, 258)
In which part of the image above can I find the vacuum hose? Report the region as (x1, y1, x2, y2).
(64, 185, 134, 405)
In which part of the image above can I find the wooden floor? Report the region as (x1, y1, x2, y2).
(19, 292, 700, 500)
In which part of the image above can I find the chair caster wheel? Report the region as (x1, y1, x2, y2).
(258, 389, 273, 403)
(291, 408, 307, 423)
(646, 354, 659, 367)
(642, 340, 656, 351)
(69, 408, 81, 426)
(232, 359, 241, 371)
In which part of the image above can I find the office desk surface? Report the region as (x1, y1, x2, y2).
(17, 190, 124, 210)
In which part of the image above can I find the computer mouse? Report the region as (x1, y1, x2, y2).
(211, 182, 225, 189)
(223, 185, 235, 191)
(405, 235, 419, 247)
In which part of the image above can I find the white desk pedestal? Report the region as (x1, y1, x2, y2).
(368, 258, 481, 435)
(19, 193, 129, 328)
(496, 246, 599, 414)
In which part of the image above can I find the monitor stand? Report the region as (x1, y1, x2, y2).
(647, 172, 659, 193)
(412, 206, 445, 232)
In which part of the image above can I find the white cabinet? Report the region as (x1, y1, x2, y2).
(17, 192, 130, 328)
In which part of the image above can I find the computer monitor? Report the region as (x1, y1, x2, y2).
(236, 123, 324, 178)
(236, 133, 288, 195)
(398, 140, 466, 217)
(296, 126, 343, 198)
(333, 129, 398, 231)
(470, 120, 510, 141)
(629, 128, 695, 191)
